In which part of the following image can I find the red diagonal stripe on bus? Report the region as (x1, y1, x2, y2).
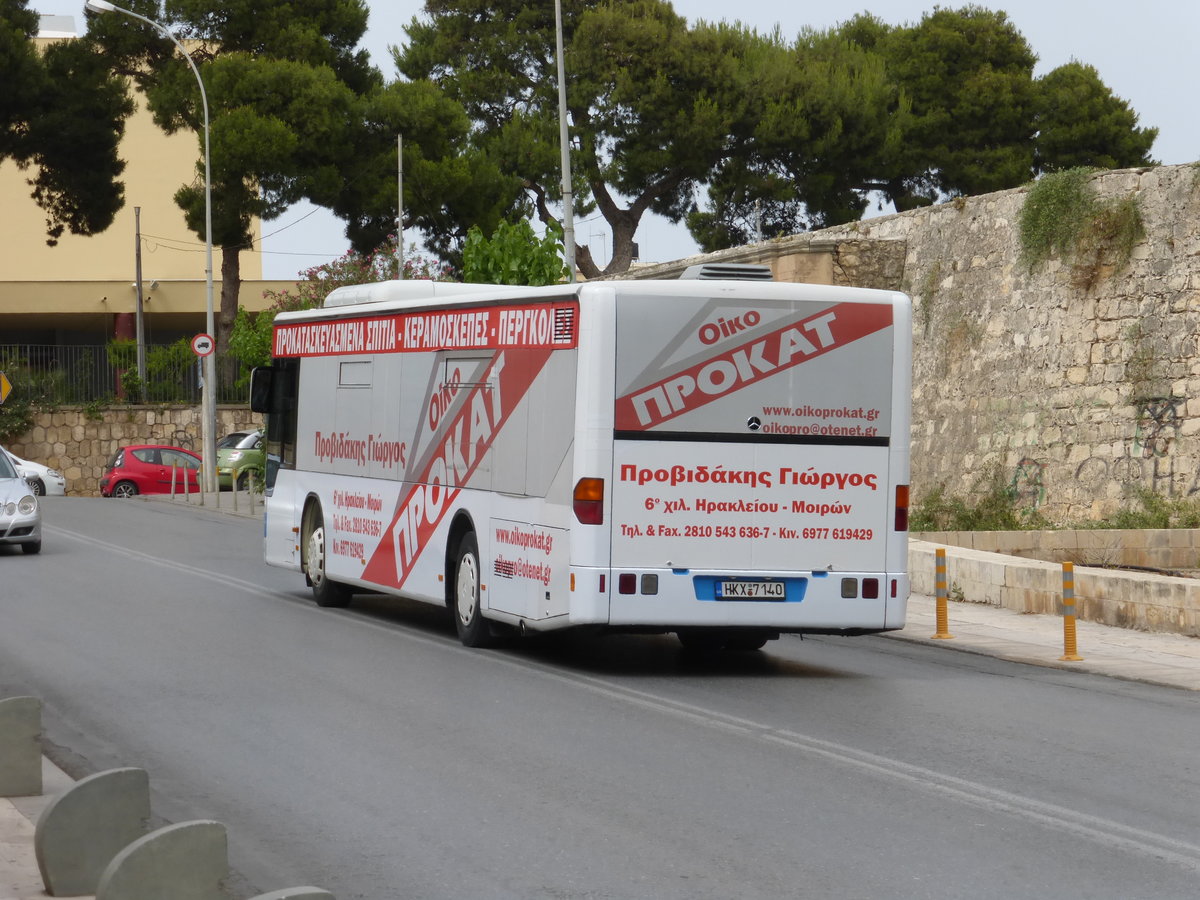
(361, 348, 554, 590)
(615, 302, 893, 431)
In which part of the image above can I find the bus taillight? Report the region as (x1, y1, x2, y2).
(573, 477, 604, 525)
(894, 484, 909, 532)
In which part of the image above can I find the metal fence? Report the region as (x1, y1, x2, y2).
(0, 344, 251, 406)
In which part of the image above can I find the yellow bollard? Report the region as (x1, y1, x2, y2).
(1060, 562, 1083, 661)
(931, 547, 954, 639)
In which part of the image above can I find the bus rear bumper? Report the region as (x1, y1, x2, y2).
(573, 566, 908, 631)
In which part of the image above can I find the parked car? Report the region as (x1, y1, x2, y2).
(2, 446, 66, 496)
(100, 445, 202, 498)
(216, 430, 264, 490)
(0, 450, 41, 553)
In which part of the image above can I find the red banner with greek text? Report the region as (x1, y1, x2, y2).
(273, 302, 578, 358)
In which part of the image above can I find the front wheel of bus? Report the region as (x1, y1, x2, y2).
(306, 510, 352, 609)
(453, 532, 493, 648)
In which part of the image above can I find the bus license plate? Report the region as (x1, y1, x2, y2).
(719, 581, 785, 600)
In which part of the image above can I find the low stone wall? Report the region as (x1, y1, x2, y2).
(909, 539, 1200, 636)
(6, 406, 262, 495)
(915, 528, 1200, 572)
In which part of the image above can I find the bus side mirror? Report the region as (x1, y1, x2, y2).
(249, 366, 274, 413)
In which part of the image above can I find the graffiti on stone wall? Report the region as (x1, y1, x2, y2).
(1010, 457, 1046, 507)
(1071, 398, 1186, 499)
(1132, 397, 1182, 458)
(1074, 455, 1178, 494)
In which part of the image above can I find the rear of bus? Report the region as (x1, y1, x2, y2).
(583, 272, 911, 644)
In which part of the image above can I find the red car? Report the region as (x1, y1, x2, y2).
(100, 445, 202, 497)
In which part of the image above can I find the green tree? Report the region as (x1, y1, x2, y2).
(398, 0, 759, 278)
(88, 0, 384, 356)
(695, 5, 1160, 249)
(689, 27, 906, 249)
(326, 79, 518, 268)
(1, 0, 133, 244)
(869, 5, 1040, 208)
(1034, 61, 1158, 173)
(462, 220, 569, 285)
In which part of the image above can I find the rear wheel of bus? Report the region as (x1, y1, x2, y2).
(676, 629, 774, 653)
(304, 502, 352, 608)
(452, 532, 495, 647)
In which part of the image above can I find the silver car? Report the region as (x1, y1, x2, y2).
(0, 450, 42, 554)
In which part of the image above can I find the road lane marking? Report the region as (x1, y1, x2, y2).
(48, 523, 1200, 872)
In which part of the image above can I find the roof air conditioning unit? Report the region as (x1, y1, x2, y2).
(678, 263, 774, 281)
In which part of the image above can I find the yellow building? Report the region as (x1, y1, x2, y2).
(0, 17, 294, 350)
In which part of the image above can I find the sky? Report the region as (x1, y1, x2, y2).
(31, 1, 1200, 279)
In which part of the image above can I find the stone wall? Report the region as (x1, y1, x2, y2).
(915, 528, 1200, 573)
(7, 406, 262, 495)
(821, 164, 1200, 523)
(682, 163, 1200, 524)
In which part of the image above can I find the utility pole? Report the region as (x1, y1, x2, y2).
(133, 206, 146, 394)
(397, 134, 404, 280)
(554, 0, 576, 281)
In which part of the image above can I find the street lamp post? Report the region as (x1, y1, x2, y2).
(553, 0, 576, 281)
(87, 0, 218, 493)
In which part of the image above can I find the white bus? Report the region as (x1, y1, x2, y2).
(250, 264, 912, 651)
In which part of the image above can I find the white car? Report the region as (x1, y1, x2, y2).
(1, 447, 66, 496)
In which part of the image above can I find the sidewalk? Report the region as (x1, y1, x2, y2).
(1, 759, 76, 900)
(3, 595, 1198, 899)
(892, 592, 1200, 692)
(158, 488, 264, 519)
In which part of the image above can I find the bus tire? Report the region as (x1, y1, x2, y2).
(305, 506, 352, 609)
(675, 629, 728, 654)
(452, 532, 493, 647)
(724, 631, 774, 652)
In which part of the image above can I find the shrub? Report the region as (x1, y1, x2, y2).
(1018, 167, 1095, 270)
(1017, 167, 1144, 286)
(462, 220, 569, 286)
(1080, 488, 1200, 530)
(911, 466, 1047, 531)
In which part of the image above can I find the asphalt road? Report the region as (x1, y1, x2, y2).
(2, 496, 1199, 899)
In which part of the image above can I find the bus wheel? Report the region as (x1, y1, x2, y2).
(675, 629, 729, 654)
(452, 532, 493, 647)
(724, 631, 774, 652)
(305, 509, 352, 608)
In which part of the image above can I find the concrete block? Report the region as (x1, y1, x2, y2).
(1167, 529, 1195, 549)
(1168, 547, 1197, 569)
(247, 890, 335, 900)
(0, 696, 42, 797)
(96, 820, 227, 900)
(35, 767, 151, 896)
(972, 532, 1000, 553)
(1145, 530, 1171, 551)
